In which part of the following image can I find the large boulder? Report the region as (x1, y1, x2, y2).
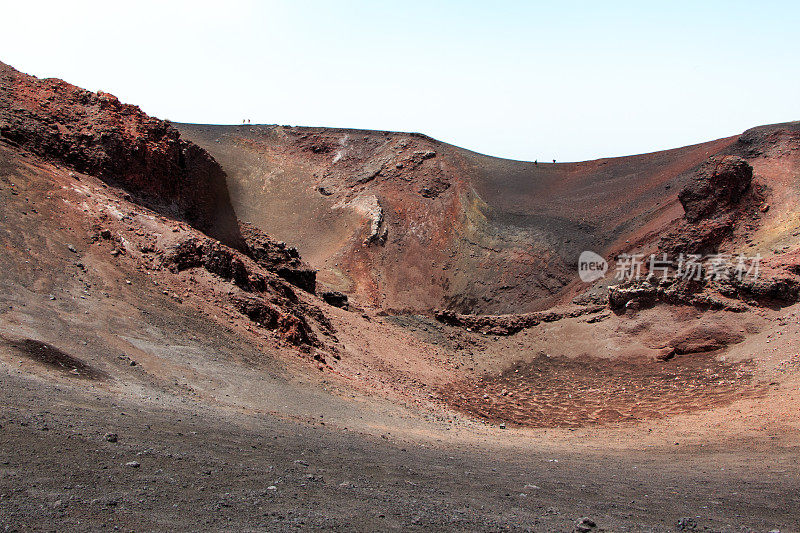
(678, 156, 752, 222)
(660, 155, 755, 255)
(321, 291, 349, 309)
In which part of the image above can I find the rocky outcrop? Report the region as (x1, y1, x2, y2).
(724, 253, 800, 304)
(678, 156, 752, 222)
(161, 236, 323, 346)
(648, 149, 800, 307)
(660, 156, 758, 256)
(434, 305, 605, 335)
(231, 295, 316, 346)
(163, 237, 295, 296)
(239, 223, 316, 293)
(607, 279, 749, 313)
(0, 61, 332, 349)
(605, 263, 800, 312)
(321, 291, 348, 309)
(733, 274, 800, 302)
(607, 283, 659, 310)
(0, 61, 242, 248)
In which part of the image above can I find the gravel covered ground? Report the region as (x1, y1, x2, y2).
(2, 367, 799, 532)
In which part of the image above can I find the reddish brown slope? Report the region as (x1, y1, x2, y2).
(0, 61, 332, 352)
(0, 61, 242, 248)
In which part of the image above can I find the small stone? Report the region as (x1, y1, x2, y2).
(104, 433, 118, 443)
(574, 517, 596, 532)
(656, 346, 676, 361)
(125, 461, 140, 468)
(67, 244, 77, 253)
(266, 485, 277, 491)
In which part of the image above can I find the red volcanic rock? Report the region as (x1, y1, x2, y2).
(659, 214, 737, 256)
(160, 224, 316, 294)
(321, 291, 348, 309)
(0, 61, 242, 248)
(678, 156, 752, 222)
(728, 251, 800, 303)
(161, 236, 322, 346)
(232, 295, 317, 346)
(162, 236, 297, 298)
(239, 222, 316, 293)
(661, 156, 758, 256)
(435, 305, 604, 335)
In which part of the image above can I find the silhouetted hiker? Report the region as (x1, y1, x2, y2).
(534, 160, 538, 165)
(553, 159, 556, 163)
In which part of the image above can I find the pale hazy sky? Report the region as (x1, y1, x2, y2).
(2, 1, 798, 162)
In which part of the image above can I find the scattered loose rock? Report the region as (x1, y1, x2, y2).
(574, 516, 597, 532)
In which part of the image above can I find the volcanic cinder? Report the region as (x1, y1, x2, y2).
(2, 60, 800, 531)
